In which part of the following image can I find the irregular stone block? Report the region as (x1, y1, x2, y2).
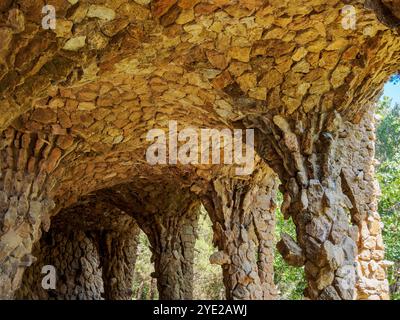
(276, 233, 305, 267)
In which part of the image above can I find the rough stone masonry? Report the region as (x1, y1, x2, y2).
(0, 0, 400, 300)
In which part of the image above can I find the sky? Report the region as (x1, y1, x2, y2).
(382, 81, 400, 105)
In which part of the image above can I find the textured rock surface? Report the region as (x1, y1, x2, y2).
(101, 182, 200, 300)
(16, 228, 104, 300)
(0, 0, 398, 300)
(277, 233, 306, 267)
(16, 199, 140, 300)
(338, 108, 391, 300)
(203, 163, 279, 300)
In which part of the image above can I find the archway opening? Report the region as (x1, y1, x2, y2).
(193, 206, 225, 300)
(131, 205, 225, 300)
(132, 231, 158, 300)
(273, 191, 306, 300)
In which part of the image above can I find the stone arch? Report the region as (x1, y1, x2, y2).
(16, 198, 141, 300)
(17, 180, 203, 300)
(98, 181, 202, 300)
(15, 158, 281, 301)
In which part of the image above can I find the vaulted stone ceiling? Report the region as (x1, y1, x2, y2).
(1, 0, 400, 300)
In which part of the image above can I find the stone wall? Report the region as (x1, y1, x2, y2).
(338, 107, 391, 300)
(16, 228, 104, 300)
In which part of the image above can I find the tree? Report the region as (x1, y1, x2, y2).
(376, 97, 400, 299)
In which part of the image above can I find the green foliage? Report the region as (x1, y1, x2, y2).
(377, 157, 400, 217)
(273, 193, 306, 300)
(376, 97, 400, 299)
(376, 97, 400, 167)
(392, 293, 400, 300)
(132, 232, 158, 300)
(193, 210, 225, 300)
(380, 198, 400, 262)
(376, 97, 400, 217)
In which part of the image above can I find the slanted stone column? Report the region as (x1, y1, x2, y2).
(255, 113, 360, 300)
(98, 227, 140, 300)
(337, 109, 391, 300)
(202, 165, 279, 300)
(257, 108, 390, 300)
(16, 227, 104, 300)
(0, 128, 65, 299)
(279, 176, 358, 301)
(104, 185, 200, 300)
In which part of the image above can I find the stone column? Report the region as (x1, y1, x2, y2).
(98, 227, 140, 300)
(337, 109, 391, 300)
(202, 165, 279, 300)
(16, 227, 104, 300)
(255, 113, 359, 300)
(0, 128, 63, 299)
(143, 205, 199, 300)
(104, 184, 200, 300)
(279, 176, 358, 300)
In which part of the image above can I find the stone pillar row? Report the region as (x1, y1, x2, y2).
(15, 201, 141, 300)
(0, 123, 391, 300)
(102, 183, 201, 300)
(13, 172, 280, 300)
